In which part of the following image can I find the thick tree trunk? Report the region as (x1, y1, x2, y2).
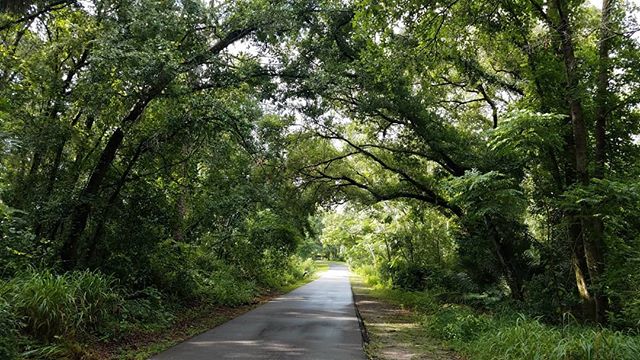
(586, 1, 614, 323)
(60, 98, 151, 268)
(555, 1, 588, 184)
(85, 140, 147, 265)
(485, 217, 524, 301)
(554, 0, 608, 323)
(595, 0, 613, 179)
(60, 127, 125, 268)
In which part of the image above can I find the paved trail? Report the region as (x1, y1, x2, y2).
(151, 263, 366, 360)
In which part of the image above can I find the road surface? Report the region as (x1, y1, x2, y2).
(151, 263, 366, 359)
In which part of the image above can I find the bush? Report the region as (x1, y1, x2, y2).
(0, 297, 19, 360)
(149, 240, 199, 300)
(297, 257, 317, 277)
(0, 203, 38, 276)
(380, 261, 429, 290)
(275, 255, 317, 286)
(5, 269, 121, 340)
(423, 305, 493, 341)
(196, 267, 256, 306)
(356, 264, 390, 289)
(114, 287, 175, 335)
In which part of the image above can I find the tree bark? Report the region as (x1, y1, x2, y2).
(553, 0, 608, 323)
(555, 0, 588, 184)
(585, 0, 614, 323)
(85, 139, 147, 265)
(60, 127, 125, 268)
(485, 217, 524, 301)
(60, 97, 151, 268)
(594, 0, 613, 179)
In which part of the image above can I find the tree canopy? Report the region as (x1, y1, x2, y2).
(0, 0, 640, 357)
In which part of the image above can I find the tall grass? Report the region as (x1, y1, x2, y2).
(3, 269, 121, 340)
(457, 314, 640, 360)
(0, 297, 18, 359)
(357, 266, 640, 360)
(0, 257, 320, 359)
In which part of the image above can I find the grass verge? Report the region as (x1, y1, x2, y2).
(351, 274, 461, 360)
(353, 268, 640, 360)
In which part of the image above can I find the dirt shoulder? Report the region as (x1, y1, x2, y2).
(351, 276, 463, 360)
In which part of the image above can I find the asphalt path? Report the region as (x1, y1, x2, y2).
(150, 263, 366, 359)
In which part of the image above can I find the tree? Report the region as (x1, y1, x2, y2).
(280, 0, 640, 322)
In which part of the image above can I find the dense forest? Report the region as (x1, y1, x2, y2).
(1, 0, 639, 359)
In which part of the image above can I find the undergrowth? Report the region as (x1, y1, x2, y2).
(0, 256, 318, 359)
(355, 266, 640, 360)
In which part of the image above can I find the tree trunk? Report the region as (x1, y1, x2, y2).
(85, 139, 147, 265)
(594, 0, 613, 179)
(586, 1, 614, 323)
(554, 0, 608, 323)
(60, 127, 125, 268)
(569, 220, 596, 318)
(60, 98, 151, 268)
(485, 217, 524, 300)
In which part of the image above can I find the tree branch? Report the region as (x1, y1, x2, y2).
(0, 0, 75, 32)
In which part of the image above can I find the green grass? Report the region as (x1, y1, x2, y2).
(355, 267, 640, 360)
(315, 260, 331, 272)
(455, 315, 640, 360)
(277, 260, 329, 293)
(3, 270, 120, 341)
(0, 258, 324, 359)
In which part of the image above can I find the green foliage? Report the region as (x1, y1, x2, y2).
(523, 261, 580, 321)
(356, 264, 391, 289)
(0, 0, 638, 356)
(360, 269, 640, 360)
(0, 202, 39, 276)
(424, 306, 493, 342)
(380, 261, 430, 291)
(0, 298, 19, 360)
(2, 270, 121, 341)
(149, 240, 200, 300)
(449, 170, 526, 219)
(196, 266, 257, 306)
(461, 316, 640, 360)
(119, 287, 174, 334)
(489, 110, 568, 166)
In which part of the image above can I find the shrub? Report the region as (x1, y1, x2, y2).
(148, 239, 200, 299)
(356, 264, 388, 289)
(6, 270, 121, 340)
(0, 203, 38, 277)
(117, 287, 175, 335)
(423, 305, 493, 341)
(0, 297, 19, 360)
(247, 253, 315, 289)
(196, 267, 256, 306)
(297, 257, 317, 277)
(380, 261, 429, 290)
